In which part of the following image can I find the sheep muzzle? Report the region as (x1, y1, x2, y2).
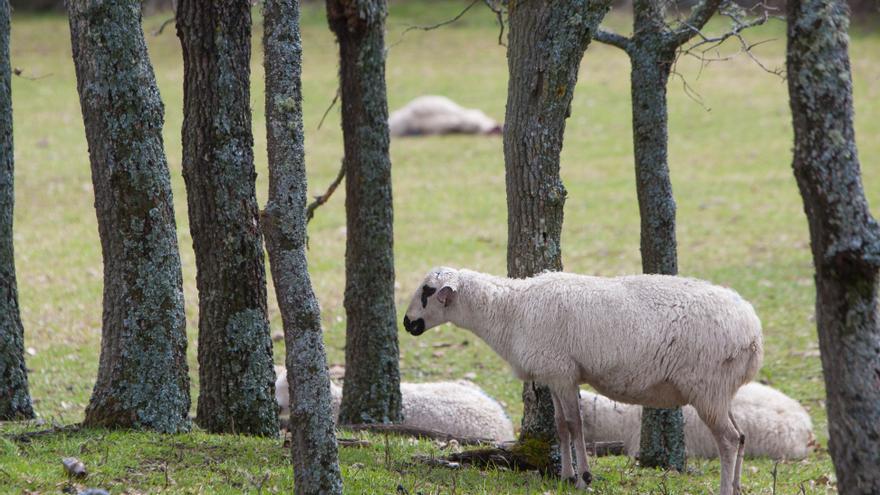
(403, 315, 426, 335)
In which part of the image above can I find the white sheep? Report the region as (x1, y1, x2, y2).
(388, 95, 501, 137)
(403, 267, 763, 494)
(274, 366, 515, 442)
(580, 382, 813, 460)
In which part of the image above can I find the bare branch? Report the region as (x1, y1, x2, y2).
(153, 16, 175, 36)
(594, 28, 632, 51)
(483, 0, 506, 47)
(317, 87, 340, 131)
(669, 0, 725, 47)
(306, 161, 345, 224)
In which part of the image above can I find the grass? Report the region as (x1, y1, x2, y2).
(3, 1, 878, 493)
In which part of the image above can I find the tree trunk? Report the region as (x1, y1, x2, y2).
(504, 0, 610, 466)
(787, 2, 880, 492)
(326, 0, 402, 425)
(0, 0, 34, 421)
(67, 0, 190, 432)
(176, 0, 278, 436)
(628, 5, 686, 469)
(262, 0, 343, 492)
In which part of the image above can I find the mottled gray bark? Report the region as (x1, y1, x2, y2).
(326, 0, 402, 425)
(67, 0, 190, 432)
(262, 0, 343, 492)
(787, 2, 880, 492)
(504, 0, 611, 467)
(0, 0, 34, 421)
(594, 0, 722, 471)
(176, 0, 278, 436)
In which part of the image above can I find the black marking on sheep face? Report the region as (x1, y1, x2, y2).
(403, 315, 426, 336)
(420, 285, 436, 308)
(582, 471, 592, 485)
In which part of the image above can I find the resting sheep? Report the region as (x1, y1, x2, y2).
(581, 382, 813, 460)
(403, 267, 763, 495)
(274, 366, 515, 442)
(388, 95, 501, 137)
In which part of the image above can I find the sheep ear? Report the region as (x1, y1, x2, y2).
(436, 286, 457, 307)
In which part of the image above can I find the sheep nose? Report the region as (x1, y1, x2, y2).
(403, 315, 426, 336)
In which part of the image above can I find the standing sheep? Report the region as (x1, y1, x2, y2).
(403, 267, 763, 494)
(581, 382, 814, 460)
(275, 366, 515, 442)
(388, 95, 502, 137)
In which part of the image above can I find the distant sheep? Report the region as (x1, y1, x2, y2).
(581, 382, 813, 460)
(403, 267, 763, 494)
(388, 95, 501, 137)
(275, 367, 514, 442)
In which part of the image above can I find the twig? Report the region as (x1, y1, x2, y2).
(338, 423, 496, 446)
(771, 460, 779, 495)
(412, 441, 625, 474)
(483, 0, 506, 47)
(390, 0, 481, 48)
(153, 16, 175, 36)
(305, 162, 345, 224)
(12, 68, 52, 81)
(317, 87, 340, 130)
(5, 423, 81, 443)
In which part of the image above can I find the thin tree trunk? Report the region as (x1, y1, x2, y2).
(176, 0, 278, 436)
(67, 0, 190, 432)
(0, 0, 34, 421)
(326, 0, 402, 425)
(629, 21, 685, 471)
(262, 0, 343, 492)
(787, 2, 880, 492)
(504, 0, 610, 466)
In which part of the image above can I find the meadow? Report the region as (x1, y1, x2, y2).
(1, 1, 878, 493)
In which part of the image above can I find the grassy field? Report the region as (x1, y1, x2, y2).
(2, 1, 878, 493)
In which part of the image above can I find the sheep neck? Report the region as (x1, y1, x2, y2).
(449, 270, 516, 361)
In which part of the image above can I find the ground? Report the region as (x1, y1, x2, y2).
(2, 1, 878, 493)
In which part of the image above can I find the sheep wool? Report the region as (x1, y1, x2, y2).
(388, 95, 501, 137)
(581, 382, 814, 460)
(403, 267, 764, 494)
(275, 368, 515, 442)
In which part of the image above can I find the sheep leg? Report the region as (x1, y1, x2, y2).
(557, 386, 592, 489)
(551, 392, 575, 481)
(729, 412, 746, 494)
(703, 413, 740, 495)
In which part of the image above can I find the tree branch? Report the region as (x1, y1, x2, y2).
(594, 28, 632, 51)
(306, 161, 345, 224)
(668, 0, 725, 47)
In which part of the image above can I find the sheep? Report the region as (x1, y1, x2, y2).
(388, 95, 502, 137)
(274, 366, 515, 442)
(580, 382, 814, 460)
(403, 267, 763, 494)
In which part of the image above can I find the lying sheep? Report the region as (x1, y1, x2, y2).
(403, 267, 763, 494)
(581, 382, 813, 460)
(274, 367, 515, 442)
(388, 95, 501, 137)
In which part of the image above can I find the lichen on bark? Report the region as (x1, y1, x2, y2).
(66, 0, 190, 433)
(176, 0, 279, 436)
(787, 1, 880, 492)
(0, 0, 34, 421)
(262, 0, 343, 491)
(326, 0, 402, 425)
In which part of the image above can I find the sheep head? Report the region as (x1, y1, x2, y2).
(403, 267, 459, 336)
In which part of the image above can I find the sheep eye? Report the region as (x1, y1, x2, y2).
(421, 285, 436, 308)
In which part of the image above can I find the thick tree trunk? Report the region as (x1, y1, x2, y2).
(176, 0, 278, 436)
(67, 0, 190, 432)
(628, 9, 686, 469)
(787, 2, 880, 492)
(326, 0, 402, 425)
(262, 0, 343, 492)
(0, 0, 34, 421)
(504, 0, 610, 465)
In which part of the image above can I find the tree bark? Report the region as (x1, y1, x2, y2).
(326, 0, 402, 425)
(0, 0, 34, 421)
(504, 0, 610, 466)
(176, 0, 278, 436)
(67, 0, 190, 432)
(262, 0, 343, 492)
(787, 2, 880, 492)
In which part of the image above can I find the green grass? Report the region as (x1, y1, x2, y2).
(3, 1, 878, 493)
